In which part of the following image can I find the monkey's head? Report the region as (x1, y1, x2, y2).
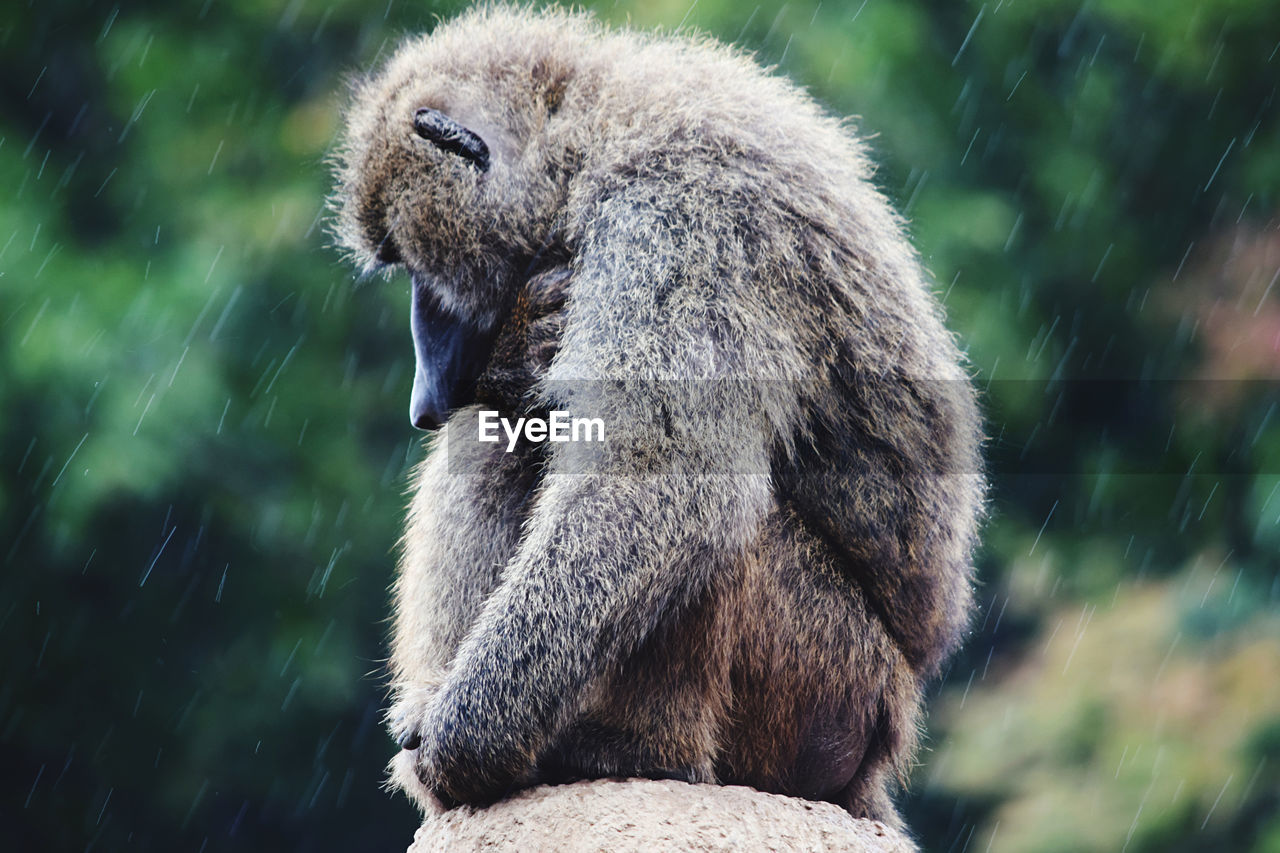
(332, 8, 589, 429)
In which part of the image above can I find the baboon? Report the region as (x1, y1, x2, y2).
(332, 6, 984, 829)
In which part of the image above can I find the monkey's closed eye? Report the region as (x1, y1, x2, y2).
(413, 108, 490, 172)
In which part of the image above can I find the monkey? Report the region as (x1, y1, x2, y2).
(331, 5, 985, 830)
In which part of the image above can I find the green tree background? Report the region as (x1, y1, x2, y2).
(2, 1, 1277, 850)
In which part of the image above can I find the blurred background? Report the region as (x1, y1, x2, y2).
(3, 0, 1278, 850)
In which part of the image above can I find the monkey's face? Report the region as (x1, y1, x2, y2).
(333, 37, 574, 429)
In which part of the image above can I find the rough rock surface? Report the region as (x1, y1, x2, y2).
(406, 779, 917, 852)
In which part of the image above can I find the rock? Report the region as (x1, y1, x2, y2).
(407, 779, 917, 852)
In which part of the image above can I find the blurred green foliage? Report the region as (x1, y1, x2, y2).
(2, 1, 1277, 850)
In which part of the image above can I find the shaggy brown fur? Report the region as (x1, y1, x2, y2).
(332, 5, 984, 829)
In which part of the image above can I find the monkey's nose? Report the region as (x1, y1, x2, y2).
(410, 357, 449, 430)
(411, 408, 441, 431)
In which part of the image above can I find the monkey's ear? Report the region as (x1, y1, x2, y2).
(409, 277, 498, 430)
(413, 108, 491, 172)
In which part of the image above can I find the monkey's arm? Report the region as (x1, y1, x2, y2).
(387, 417, 541, 751)
(411, 185, 781, 806)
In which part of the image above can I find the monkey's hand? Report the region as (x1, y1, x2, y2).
(387, 677, 452, 815)
(519, 264, 570, 374)
(388, 678, 443, 752)
(475, 265, 569, 410)
(388, 645, 540, 808)
(402, 681, 539, 808)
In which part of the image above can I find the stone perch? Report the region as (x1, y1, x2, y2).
(407, 779, 918, 852)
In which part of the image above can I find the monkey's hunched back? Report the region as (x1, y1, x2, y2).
(333, 5, 985, 832)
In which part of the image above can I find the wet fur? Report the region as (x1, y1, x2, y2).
(332, 5, 984, 829)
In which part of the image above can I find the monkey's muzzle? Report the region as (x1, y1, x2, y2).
(409, 276, 497, 430)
